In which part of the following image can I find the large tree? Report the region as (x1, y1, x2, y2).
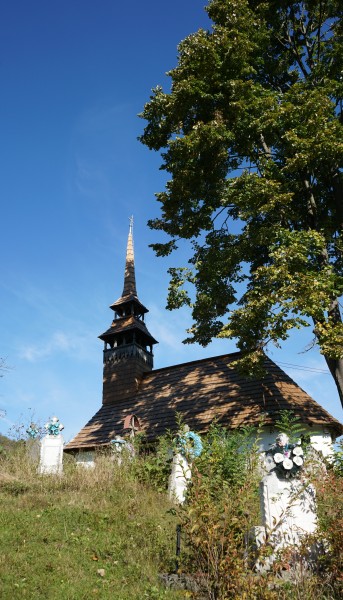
(140, 0, 343, 408)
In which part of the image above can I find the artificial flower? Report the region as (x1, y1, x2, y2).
(179, 431, 203, 458)
(276, 433, 289, 447)
(292, 446, 304, 456)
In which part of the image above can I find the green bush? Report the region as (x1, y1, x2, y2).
(176, 425, 264, 599)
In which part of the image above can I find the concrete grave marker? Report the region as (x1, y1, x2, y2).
(254, 433, 317, 570)
(38, 416, 64, 475)
(168, 426, 203, 504)
(168, 452, 192, 504)
(111, 434, 135, 466)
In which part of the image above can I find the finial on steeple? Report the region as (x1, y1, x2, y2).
(122, 216, 137, 297)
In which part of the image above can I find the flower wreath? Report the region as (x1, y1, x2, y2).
(178, 430, 203, 459)
(268, 433, 304, 478)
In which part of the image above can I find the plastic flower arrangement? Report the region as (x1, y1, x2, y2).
(268, 433, 304, 478)
(111, 435, 126, 448)
(45, 416, 64, 436)
(26, 423, 39, 439)
(175, 426, 203, 460)
(111, 435, 135, 459)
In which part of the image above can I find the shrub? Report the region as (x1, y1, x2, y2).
(132, 432, 174, 492)
(176, 424, 266, 599)
(315, 465, 343, 595)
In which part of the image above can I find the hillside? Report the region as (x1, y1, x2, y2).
(0, 446, 182, 600)
(1, 428, 342, 600)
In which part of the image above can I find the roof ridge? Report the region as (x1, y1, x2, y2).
(143, 351, 244, 375)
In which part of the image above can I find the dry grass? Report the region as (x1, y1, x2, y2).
(0, 444, 183, 600)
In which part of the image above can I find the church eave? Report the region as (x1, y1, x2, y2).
(98, 317, 158, 345)
(109, 294, 148, 314)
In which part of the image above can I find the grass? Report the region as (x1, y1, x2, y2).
(0, 445, 184, 600)
(1, 435, 342, 599)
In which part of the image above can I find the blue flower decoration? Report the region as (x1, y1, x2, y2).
(45, 417, 64, 436)
(48, 424, 60, 435)
(26, 425, 39, 439)
(178, 431, 203, 459)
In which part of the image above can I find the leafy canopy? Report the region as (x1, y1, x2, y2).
(140, 2, 343, 380)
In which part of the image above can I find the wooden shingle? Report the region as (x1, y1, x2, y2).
(65, 352, 342, 451)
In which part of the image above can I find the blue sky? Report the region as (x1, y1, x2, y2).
(1, 1, 341, 442)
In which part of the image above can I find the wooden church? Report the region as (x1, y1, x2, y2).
(64, 224, 342, 462)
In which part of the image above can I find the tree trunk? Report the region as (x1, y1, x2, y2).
(323, 355, 343, 411)
(313, 296, 343, 411)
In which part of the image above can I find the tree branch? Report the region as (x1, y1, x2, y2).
(304, 178, 318, 227)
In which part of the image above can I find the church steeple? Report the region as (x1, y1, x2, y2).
(108, 218, 150, 319)
(122, 216, 137, 297)
(98, 220, 158, 406)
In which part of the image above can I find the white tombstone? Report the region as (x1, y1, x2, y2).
(168, 452, 192, 504)
(254, 433, 318, 570)
(39, 434, 64, 474)
(260, 470, 317, 544)
(38, 416, 64, 475)
(111, 435, 127, 466)
(111, 435, 135, 466)
(168, 427, 203, 504)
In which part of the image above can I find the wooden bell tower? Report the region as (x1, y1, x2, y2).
(98, 219, 158, 405)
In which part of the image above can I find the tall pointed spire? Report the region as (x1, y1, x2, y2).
(122, 216, 137, 297)
(109, 217, 149, 315)
(98, 218, 158, 407)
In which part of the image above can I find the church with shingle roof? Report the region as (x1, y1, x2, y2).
(64, 223, 342, 459)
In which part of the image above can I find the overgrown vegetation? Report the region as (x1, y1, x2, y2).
(169, 424, 342, 599)
(0, 425, 342, 599)
(175, 424, 262, 599)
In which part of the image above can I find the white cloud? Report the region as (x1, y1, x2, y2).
(20, 330, 94, 363)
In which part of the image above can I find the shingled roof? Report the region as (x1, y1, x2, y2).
(65, 352, 342, 451)
(99, 315, 158, 342)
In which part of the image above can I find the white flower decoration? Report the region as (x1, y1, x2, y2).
(276, 433, 289, 447)
(293, 456, 303, 466)
(274, 452, 284, 463)
(292, 446, 303, 456)
(283, 458, 293, 470)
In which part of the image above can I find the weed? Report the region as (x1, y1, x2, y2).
(0, 423, 342, 599)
